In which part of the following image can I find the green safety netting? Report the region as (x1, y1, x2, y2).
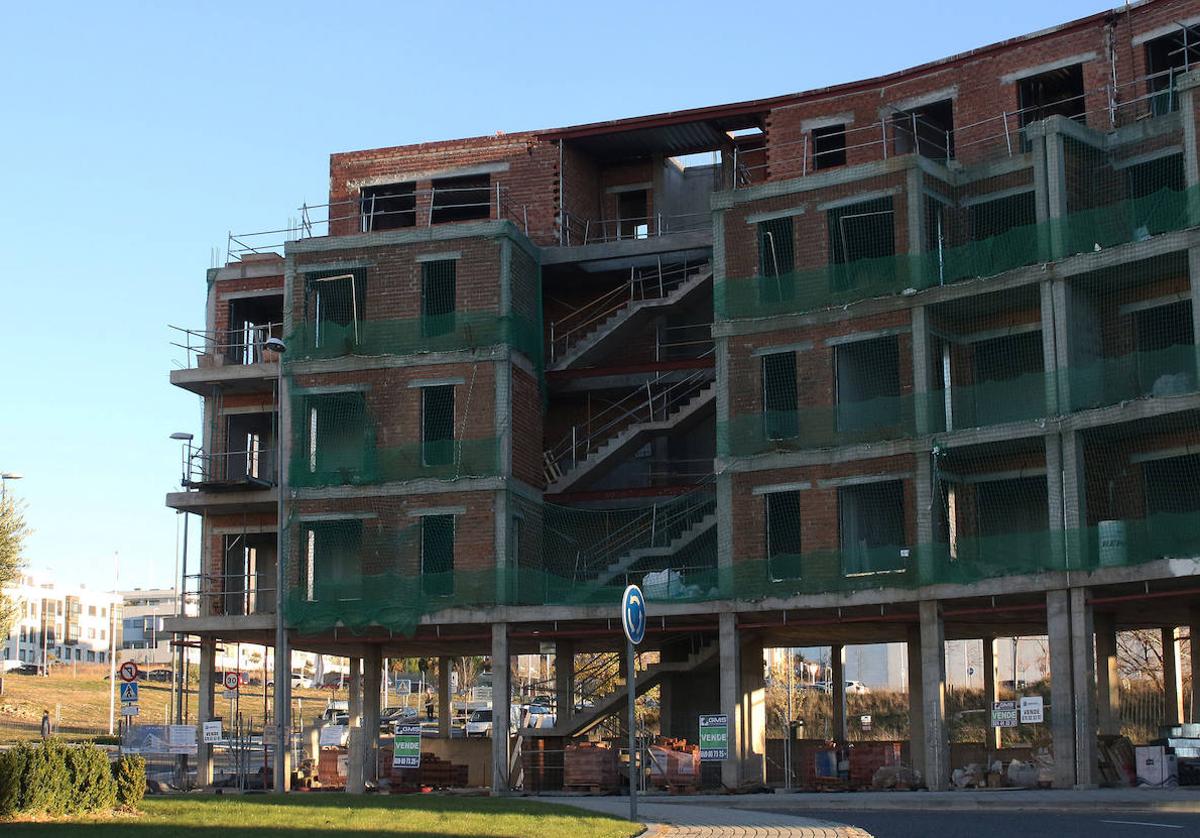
(284, 311, 542, 364)
(280, 500, 1200, 635)
(720, 345, 1200, 457)
(717, 184, 1196, 322)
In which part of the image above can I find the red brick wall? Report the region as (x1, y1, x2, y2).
(730, 454, 919, 561)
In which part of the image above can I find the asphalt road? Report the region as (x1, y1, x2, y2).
(760, 809, 1200, 838)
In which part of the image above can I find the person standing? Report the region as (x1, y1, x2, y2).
(40, 709, 51, 739)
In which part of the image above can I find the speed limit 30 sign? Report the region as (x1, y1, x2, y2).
(223, 671, 240, 691)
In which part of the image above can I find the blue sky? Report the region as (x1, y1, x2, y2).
(0, 0, 1117, 593)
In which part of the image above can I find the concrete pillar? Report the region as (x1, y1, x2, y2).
(1046, 434, 1066, 570)
(362, 646, 381, 787)
(906, 626, 926, 780)
(1061, 431, 1087, 570)
(919, 601, 949, 790)
(831, 644, 847, 742)
(912, 306, 932, 434)
(491, 624, 511, 793)
(346, 657, 364, 793)
(1163, 628, 1183, 727)
(983, 638, 1001, 751)
(1070, 587, 1098, 788)
(738, 631, 766, 785)
(1040, 281, 1060, 416)
(438, 657, 453, 738)
(196, 636, 216, 787)
(1046, 589, 1076, 789)
(914, 453, 935, 584)
(554, 641, 575, 724)
(718, 612, 740, 788)
(1095, 613, 1121, 736)
(1190, 613, 1200, 723)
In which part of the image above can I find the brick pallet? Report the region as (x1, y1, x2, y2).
(648, 737, 700, 791)
(317, 747, 348, 788)
(564, 742, 620, 792)
(848, 741, 902, 788)
(523, 736, 565, 792)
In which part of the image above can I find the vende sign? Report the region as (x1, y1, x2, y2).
(698, 713, 729, 761)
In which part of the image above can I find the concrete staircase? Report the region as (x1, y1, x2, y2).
(547, 383, 715, 494)
(590, 512, 717, 591)
(535, 641, 719, 739)
(550, 268, 711, 371)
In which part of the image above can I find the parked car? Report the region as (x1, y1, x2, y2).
(146, 668, 173, 683)
(845, 680, 871, 695)
(465, 708, 493, 737)
(518, 704, 555, 729)
(380, 706, 418, 730)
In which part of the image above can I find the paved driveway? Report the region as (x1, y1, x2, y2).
(559, 796, 873, 837)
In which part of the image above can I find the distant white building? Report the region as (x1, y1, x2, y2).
(2, 573, 124, 670)
(120, 587, 182, 667)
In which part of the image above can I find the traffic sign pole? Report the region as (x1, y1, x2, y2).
(627, 637, 637, 823)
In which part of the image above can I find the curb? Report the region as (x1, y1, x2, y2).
(720, 796, 1200, 815)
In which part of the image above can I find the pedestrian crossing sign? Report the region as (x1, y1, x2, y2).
(119, 682, 139, 703)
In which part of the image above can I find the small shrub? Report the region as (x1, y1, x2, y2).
(22, 739, 71, 816)
(0, 744, 31, 816)
(66, 745, 117, 813)
(113, 754, 146, 810)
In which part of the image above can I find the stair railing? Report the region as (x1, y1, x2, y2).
(545, 358, 714, 475)
(548, 261, 708, 363)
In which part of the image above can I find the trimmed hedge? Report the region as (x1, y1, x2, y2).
(113, 754, 146, 810)
(0, 740, 128, 818)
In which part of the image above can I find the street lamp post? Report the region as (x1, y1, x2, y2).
(170, 432, 193, 787)
(263, 336, 289, 794)
(0, 471, 23, 502)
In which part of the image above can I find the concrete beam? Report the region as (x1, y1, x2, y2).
(491, 623, 511, 793)
(1070, 588, 1098, 788)
(919, 601, 949, 791)
(1046, 589, 1075, 789)
(197, 636, 216, 787)
(1095, 613, 1121, 736)
(1163, 628, 1184, 727)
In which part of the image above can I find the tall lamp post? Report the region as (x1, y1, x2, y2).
(170, 432, 193, 787)
(0, 471, 22, 502)
(263, 336, 289, 793)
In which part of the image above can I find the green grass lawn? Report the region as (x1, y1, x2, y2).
(2, 794, 641, 838)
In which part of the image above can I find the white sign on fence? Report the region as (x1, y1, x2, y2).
(1020, 695, 1044, 724)
(202, 721, 223, 744)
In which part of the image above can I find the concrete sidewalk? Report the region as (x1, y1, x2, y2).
(559, 796, 872, 837)
(634, 787, 1200, 814)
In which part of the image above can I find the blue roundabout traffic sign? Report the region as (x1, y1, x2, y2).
(621, 584, 646, 646)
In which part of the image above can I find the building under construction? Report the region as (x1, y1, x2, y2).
(168, 0, 1200, 793)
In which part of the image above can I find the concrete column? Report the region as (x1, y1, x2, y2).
(1045, 434, 1066, 570)
(1095, 613, 1121, 736)
(914, 453, 934, 584)
(831, 644, 847, 742)
(346, 657, 364, 793)
(1061, 431, 1087, 570)
(438, 657, 453, 738)
(1046, 589, 1076, 788)
(906, 626, 926, 780)
(718, 612, 740, 789)
(919, 601, 949, 790)
(1163, 628, 1183, 727)
(983, 638, 1001, 751)
(1190, 613, 1200, 723)
(912, 306, 932, 435)
(362, 647, 381, 787)
(196, 636, 216, 787)
(1188, 248, 1200, 376)
(1070, 587, 1098, 788)
(554, 640, 575, 724)
(738, 631, 766, 785)
(1038, 280, 1060, 418)
(491, 624, 511, 793)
